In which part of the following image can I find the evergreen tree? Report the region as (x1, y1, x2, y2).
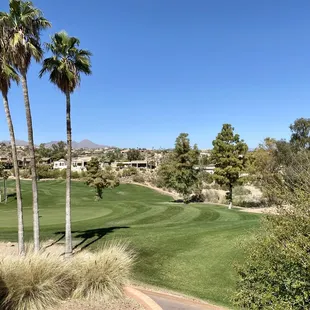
(86, 158, 119, 199)
(211, 124, 248, 209)
(158, 133, 200, 203)
(289, 117, 310, 150)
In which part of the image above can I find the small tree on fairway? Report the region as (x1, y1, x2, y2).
(39, 31, 92, 257)
(211, 124, 248, 209)
(158, 133, 200, 202)
(86, 158, 119, 199)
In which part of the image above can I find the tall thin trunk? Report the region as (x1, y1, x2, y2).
(3, 177, 7, 203)
(228, 183, 233, 210)
(65, 91, 72, 257)
(20, 73, 40, 252)
(2, 94, 25, 255)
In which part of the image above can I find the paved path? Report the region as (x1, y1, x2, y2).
(138, 288, 227, 310)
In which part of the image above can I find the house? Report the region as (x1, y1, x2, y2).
(53, 159, 67, 170)
(194, 164, 216, 174)
(111, 160, 156, 169)
(39, 157, 52, 165)
(53, 157, 93, 172)
(22, 157, 31, 168)
(72, 156, 92, 172)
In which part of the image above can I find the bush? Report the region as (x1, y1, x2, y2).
(233, 186, 251, 196)
(132, 174, 145, 183)
(204, 189, 226, 204)
(122, 167, 138, 177)
(0, 251, 73, 310)
(20, 169, 30, 179)
(234, 152, 310, 309)
(71, 242, 135, 300)
(0, 242, 135, 309)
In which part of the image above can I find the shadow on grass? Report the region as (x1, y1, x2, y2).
(50, 226, 129, 251)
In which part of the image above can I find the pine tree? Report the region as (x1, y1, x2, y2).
(158, 133, 200, 203)
(211, 124, 248, 209)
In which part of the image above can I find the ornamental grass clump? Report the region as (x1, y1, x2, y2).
(72, 242, 135, 301)
(0, 251, 74, 310)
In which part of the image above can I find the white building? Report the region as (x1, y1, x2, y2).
(53, 159, 67, 170)
(53, 157, 92, 172)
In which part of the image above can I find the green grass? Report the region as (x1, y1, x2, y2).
(0, 180, 260, 307)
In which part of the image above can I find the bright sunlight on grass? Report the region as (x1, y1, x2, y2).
(0, 180, 260, 307)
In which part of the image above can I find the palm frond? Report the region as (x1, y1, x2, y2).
(40, 31, 92, 93)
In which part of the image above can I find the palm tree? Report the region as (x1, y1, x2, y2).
(0, 0, 51, 252)
(0, 31, 25, 255)
(40, 31, 92, 257)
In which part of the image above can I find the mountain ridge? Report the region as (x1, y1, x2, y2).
(1, 139, 107, 149)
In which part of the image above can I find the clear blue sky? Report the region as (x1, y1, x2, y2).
(0, 0, 309, 149)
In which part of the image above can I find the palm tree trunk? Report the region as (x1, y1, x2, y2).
(65, 91, 72, 257)
(228, 183, 233, 209)
(2, 94, 25, 255)
(3, 177, 7, 203)
(20, 73, 40, 252)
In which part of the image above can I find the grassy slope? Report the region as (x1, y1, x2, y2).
(0, 180, 260, 307)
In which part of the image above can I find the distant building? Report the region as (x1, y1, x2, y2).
(53, 159, 67, 170)
(39, 157, 52, 165)
(53, 157, 92, 172)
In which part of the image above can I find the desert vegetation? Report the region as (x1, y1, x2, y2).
(0, 242, 134, 310)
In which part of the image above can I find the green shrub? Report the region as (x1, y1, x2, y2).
(234, 152, 310, 309)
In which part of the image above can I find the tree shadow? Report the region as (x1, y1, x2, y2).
(170, 199, 184, 203)
(44, 231, 65, 249)
(51, 226, 129, 251)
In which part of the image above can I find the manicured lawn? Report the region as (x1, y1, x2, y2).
(0, 180, 260, 307)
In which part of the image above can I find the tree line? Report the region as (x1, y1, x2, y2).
(0, 0, 91, 256)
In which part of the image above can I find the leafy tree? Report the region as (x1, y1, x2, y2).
(290, 117, 310, 150)
(211, 124, 248, 209)
(86, 158, 119, 199)
(40, 31, 92, 257)
(127, 149, 143, 161)
(50, 141, 67, 161)
(158, 133, 200, 202)
(36, 143, 51, 159)
(0, 29, 24, 254)
(234, 151, 310, 309)
(102, 148, 123, 163)
(0, 0, 51, 252)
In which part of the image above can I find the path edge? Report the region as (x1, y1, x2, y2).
(124, 286, 163, 310)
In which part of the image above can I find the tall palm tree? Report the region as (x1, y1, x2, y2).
(0, 33, 25, 255)
(0, 0, 51, 252)
(40, 31, 92, 257)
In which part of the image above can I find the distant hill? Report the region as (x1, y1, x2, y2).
(1, 139, 107, 149)
(45, 139, 107, 149)
(1, 139, 28, 146)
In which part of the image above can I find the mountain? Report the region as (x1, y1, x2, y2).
(1, 139, 107, 149)
(73, 139, 106, 149)
(1, 139, 28, 146)
(45, 139, 107, 149)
